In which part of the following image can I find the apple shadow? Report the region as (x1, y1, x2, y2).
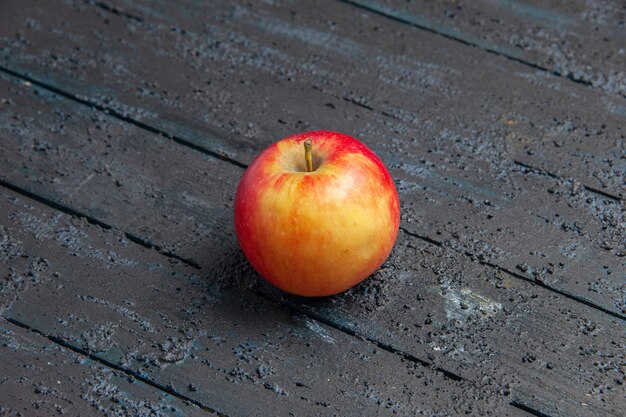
(196, 235, 262, 292)
(194, 233, 392, 337)
(193, 236, 350, 330)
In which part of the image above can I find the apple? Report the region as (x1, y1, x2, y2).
(234, 130, 400, 296)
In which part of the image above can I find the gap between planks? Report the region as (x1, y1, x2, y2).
(2, 316, 228, 417)
(89, 0, 610, 100)
(513, 161, 622, 202)
(337, 0, 598, 92)
(0, 177, 200, 269)
(0, 65, 624, 324)
(93, 0, 144, 22)
(0, 64, 620, 203)
(509, 401, 553, 417)
(401, 227, 626, 321)
(0, 65, 246, 171)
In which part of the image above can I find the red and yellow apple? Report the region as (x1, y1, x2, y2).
(234, 130, 400, 297)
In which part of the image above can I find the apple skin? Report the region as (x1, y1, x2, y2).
(234, 130, 400, 297)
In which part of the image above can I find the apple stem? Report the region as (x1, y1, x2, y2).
(304, 139, 313, 172)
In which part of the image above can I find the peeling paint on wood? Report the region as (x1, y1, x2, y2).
(0, 0, 624, 415)
(0, 79, 623, 414)
(0, 318, 210, 417)
(0, 188, 522, 416)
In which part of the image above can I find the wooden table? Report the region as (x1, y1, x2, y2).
(1, 1, 624, 416)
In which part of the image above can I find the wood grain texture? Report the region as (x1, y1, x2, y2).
(0, 0, 624, 197)
(0, 74, 623, 416)
(344, 0, 626, 97)
(0, 318, 210, 417)
(0, 1, 623, 317)
(0, 188, 521, 417)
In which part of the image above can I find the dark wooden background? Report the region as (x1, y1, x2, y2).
(0, 0, 624, 416)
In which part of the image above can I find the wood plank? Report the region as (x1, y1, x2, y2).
(343, 0, 626, 97)
(0, 73, 623, 415)
(0, 3, 624, 317)
(0, 318, 210, 417)
(275, 231, 626, 416)
(0, 0, 624, 198)
(0, 188, 521, 417)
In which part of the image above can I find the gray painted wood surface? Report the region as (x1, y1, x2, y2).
(1, 0, 624, 197)
(0, 188, 524, 416)
(344, 0, 626, 97)
(0, 0, 623, 315)
(0, 67, 623, 416)
(0, 0, 624, 416)
(0, 318, 210, 416)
